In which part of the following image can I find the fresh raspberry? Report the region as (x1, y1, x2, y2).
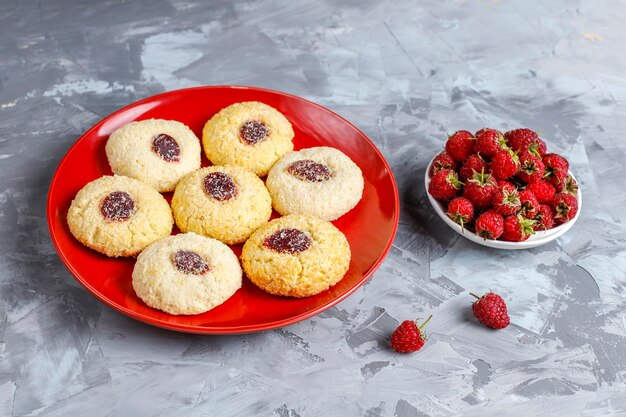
(474, 128, 507, 159)
(502, 214, 536, 242)
(504, 128, 539, 153)
(470, 292, 510, 329)
(525, 180, 556, 203)
(491, 149, 520, 180)
(447, 197, 474, 230)
(518, 190, 540, 218)
(556, 174, 579, 196)
(498, 180, 516, 189)
(533, 204, 555, 231)
(518, 153, 545, 184)
(463, 169, 499, 210)
(459, 154, 489, 182)
(474, 210, 504, 240)
(428, 169, 463, 200)
(491, 182, 521, 216)
(542, 153, 569, 187)
(551, 193, 578, 225)
(430, 152, 458, 176)
(390, 316, 432, 353)
(445, 130, 475, 162)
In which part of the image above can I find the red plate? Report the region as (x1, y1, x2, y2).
(47, 86, 399, 334)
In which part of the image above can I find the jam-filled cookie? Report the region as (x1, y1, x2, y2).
(67, 175, 173, 257)
(105, 119, 202, 192)
(202, 102, 294, 177)
(132, 233, 242, 315)
(171, 165, 272, 244)
(265, 146, 364, 220)
(241, 214, 351, 298)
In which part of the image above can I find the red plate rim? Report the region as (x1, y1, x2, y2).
(46, 85, 400, 334)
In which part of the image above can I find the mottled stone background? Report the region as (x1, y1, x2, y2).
(1, 0, 625, 416)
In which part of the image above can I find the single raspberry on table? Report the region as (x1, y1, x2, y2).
(463, 168, 499, 210)
(445, 130, 475, 162)
(518, 190, 540, 218)
(474, 210, 505, 240)
(502, 214, 536, 242)
(474, 128, 507, 159)
(428, 169, 463, 200)
(525, 180, 556, 204)
(533, 204, 555, 231)
(470, 292, 510, 329)
(491, 149, 520, 180)
(430, 152, 458, 176)
(459, 154, 489, 182)
(551, 193, 578, 224)
(390, 316, 432, 353)
(542, 153, 569, 187)
(491, 182, 521, 216)
(518, 153, 545, 184)
(447, 197, 474, 231)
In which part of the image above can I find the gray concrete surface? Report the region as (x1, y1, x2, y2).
(1, 0, 626, 416)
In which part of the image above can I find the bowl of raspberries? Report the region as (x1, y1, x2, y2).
(425, 128, 581, 249)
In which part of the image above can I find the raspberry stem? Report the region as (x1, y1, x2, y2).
(469, 292, 481, 300)
(417, 315, 433, 330)
(529, 143, 541, 158)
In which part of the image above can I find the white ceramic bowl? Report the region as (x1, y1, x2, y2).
(424, 156, 582, 249)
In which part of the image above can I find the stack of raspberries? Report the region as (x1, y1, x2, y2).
(428, 128, 579, 242)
